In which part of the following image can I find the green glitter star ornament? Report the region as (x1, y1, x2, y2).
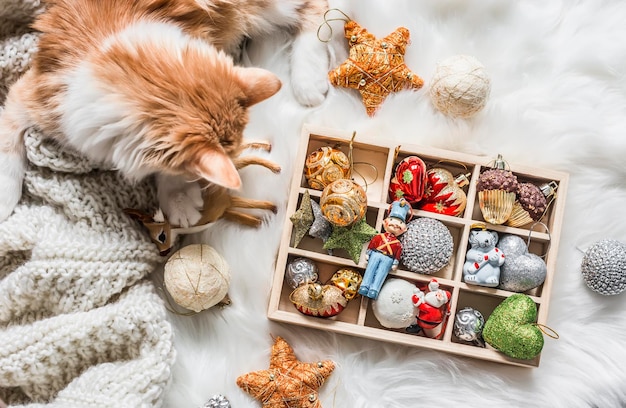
(323, 218, 378, 263)
(482, 293, 544, 360)
(290, 191, 314, 247)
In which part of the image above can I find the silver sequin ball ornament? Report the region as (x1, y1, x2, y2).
(400, 218, 453, 274)
(581, 239, 626, 295)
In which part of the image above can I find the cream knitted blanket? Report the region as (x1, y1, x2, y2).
(0, 2, 176, 406)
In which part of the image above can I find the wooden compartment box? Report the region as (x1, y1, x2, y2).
(267, 124, 569, 367)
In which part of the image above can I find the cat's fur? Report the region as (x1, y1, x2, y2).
(0, 0, 329, 226)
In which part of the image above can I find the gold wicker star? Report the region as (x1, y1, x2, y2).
(328, 20, 424, 116)
(236, 336, 335, 408)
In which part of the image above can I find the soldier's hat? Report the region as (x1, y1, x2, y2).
(388, 198, 412, 223)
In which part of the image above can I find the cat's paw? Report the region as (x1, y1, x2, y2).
(290, 32, 330, 107)
(157, 175, 204, 228)
(164, 191, 203, 228)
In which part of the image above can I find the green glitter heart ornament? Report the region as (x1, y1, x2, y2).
(323, 218, 378, 263)
(482, 294, 544, 360)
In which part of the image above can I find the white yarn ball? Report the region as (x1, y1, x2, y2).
(429, 55, 491, 118)
(164, 244, 231, 313)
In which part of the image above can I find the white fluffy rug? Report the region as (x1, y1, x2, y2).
(165, 1, 626, 407)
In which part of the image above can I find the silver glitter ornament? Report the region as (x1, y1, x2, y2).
(453, 307, 485, 347)
(498, 233, 547, 292)
(400, 218, 453, 274)
(581, 239, 626, 295)
(203, 394, 231, 408)
(497, 234, 528, 259)
(500, 252, 547, 293)
(285, 257, 319, 289)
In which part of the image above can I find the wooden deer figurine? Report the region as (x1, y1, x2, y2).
(127, 141, 280, 255)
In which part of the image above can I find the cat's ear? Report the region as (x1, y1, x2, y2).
(194, 150, 242, 190)
(234, 67, 282, 107)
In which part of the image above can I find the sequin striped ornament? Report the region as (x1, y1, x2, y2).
(419, 168, 469, 217)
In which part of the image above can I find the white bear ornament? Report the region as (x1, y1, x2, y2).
(462, 227, 505, 287)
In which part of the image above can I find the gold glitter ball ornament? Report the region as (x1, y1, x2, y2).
(304, 146, 351, 190)
(319, 179, 367, 227)
(164, 244, 230, 313)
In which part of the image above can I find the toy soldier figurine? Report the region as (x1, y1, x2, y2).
(358, 198, 411, 299)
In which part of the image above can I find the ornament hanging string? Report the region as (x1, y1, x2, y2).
(527, 221, 551, 258)
(351, 162, 378, 192)
(317, 8, 352, 43)
(434, 159, 472, 184)
(434, 159, 468, 172)
(533, 323, 560, 339)
(346, 130, 379, 192)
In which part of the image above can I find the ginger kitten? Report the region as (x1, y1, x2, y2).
(0, 0, 329, 226)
